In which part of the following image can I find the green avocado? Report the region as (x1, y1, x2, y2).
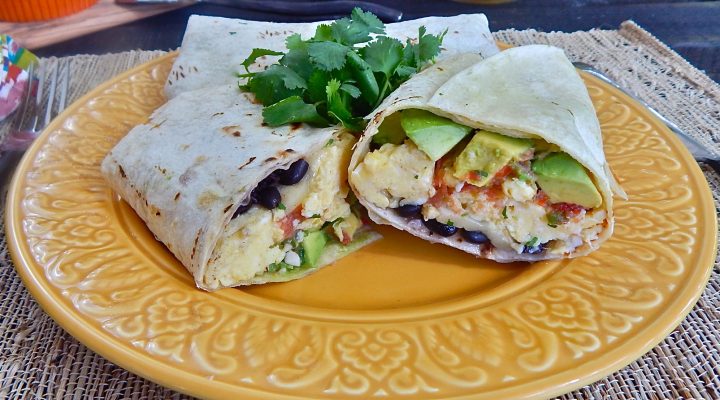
(302, 230, 329, 268)
(532, 152, 602, 208)
(372, 111, 406, 146)
(400, 109, 473, 161)
(453, 130, 532, 187)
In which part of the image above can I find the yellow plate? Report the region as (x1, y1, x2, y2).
(6, 53, 717, 399)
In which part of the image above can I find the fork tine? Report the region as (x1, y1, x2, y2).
(43, 64, 59, 128)
(57, 63, 70, 114)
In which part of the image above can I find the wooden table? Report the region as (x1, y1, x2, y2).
(10, 0, 720, 82)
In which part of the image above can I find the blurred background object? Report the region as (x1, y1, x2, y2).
(0, 0, 99, 22)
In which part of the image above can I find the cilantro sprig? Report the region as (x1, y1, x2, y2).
(239, 8, 446, 132)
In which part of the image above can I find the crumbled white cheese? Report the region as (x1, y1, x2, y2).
(284, 251, 302, 267)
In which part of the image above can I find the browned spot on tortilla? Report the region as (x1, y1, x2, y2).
(222, 125, 242, 137)
(198, 191, 219, 208)
(179, 72, 186, 78)
(180, 144, 190, 151)
(212, 112, 224, 117)
(174, 192, 181, 201)
(118, 165, 126, 178)
(179, 65, 184, 70)
(290, 122, 302, 131)
(246, 113, 253, 116)
(437, 67, 444, 71)
(264, 156, 277, 164)
(156, 211, 161, 216)
(195, 155, 208, 164)
(372, 112, 383, 123)
(191, 233, 200, 259)
(167, 80, 173, 86)
(239, 156, 256, 169)
(179, 169, 196, 185)
(223, 204, 233, 213)
(150, 120, 167, 129)
(193, 66, 198, 72)
(261, 122, 268, 127)
(285, 148, 295, 153)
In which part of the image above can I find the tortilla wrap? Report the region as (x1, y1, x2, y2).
(165, 14, 500, 98)
(102, 84, 379, 290)
(349, 45, 626, 262)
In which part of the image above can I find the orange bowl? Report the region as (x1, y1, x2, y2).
(0, 0, 98, 22)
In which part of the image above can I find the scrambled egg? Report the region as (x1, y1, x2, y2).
(351, 141, 435, 208)
(205, 132, 357, 286)
(209, 207, 286, 286)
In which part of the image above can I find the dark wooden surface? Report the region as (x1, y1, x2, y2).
(32, 0, 720, 82)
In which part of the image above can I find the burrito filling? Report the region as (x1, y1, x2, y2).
(207, 132, 366, 286)
(351, 109, 607, 256)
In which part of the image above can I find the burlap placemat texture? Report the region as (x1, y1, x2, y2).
(0, 21, 718, 399)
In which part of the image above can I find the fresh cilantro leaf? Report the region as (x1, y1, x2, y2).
(326, 79, 363, 131)
(306, 70, 331, 103)
(308, 41, 349, 71)
(280, 48, 314, 80)
(262, 96, 328, 126)
(346, 51, 379, 105)
(417, 26, 446, 64)
(362, 36, 403, 76)
(246, 65, 306, 105)
(350, 7, 385, 35)
(502, 206, 508, 219)
(285, 33, 306, 50)
(340, 83, 361, 98)
(394, 65, 416, 79)
(313, 24, 334, 41)
(278, 202, 287, 210)
(330, 17, 375, 46)
(525, 237, 539, 248)
(240, 48, 284, 73)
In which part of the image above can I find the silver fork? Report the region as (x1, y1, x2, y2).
(573, 61, 720, 174)
(0, 61, 71, 188)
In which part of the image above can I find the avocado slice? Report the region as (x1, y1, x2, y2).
(532, 152, 602, 208)
(400, 109, 473, 161)
(302, 230, 329, 267)
(453, 130, 532, 187)
(372, 112, 406, 146)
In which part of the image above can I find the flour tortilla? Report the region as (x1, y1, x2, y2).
(101, 84, 378, 290)
(349, 45, 625, 261)
(165, 14, 499, 98)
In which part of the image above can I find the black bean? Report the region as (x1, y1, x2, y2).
(461, 230, 489, 244)
(278, 159, 309, 185)
(423, 219, 458, 237)
(255, 186, 281, 209)
(523, 242, 546, 254)
(396, 204, 422, 218)
(232, 201, 253, 219)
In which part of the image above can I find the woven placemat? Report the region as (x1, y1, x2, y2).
(1, 21, 718, 399)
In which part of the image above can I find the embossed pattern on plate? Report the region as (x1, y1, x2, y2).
(6, 53, 717, 399)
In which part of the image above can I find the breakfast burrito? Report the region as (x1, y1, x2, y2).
(349, 45, 626, 261)
(102, 84, 379, 290)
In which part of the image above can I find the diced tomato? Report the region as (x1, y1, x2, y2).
(492, 165, 515, 184)
(551, 202, 585, 218)
(340, 231, 352, 245)
(535, 191, 549, 207)
(279, 206, 304, 239)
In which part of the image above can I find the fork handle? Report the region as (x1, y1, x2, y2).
(0, 150, 25, 190)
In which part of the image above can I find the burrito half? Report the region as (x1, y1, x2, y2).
(102, 84, 379, 290)
(349, 45, 626, 261)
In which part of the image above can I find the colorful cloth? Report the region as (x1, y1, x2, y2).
(0, 34, 38, 121)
